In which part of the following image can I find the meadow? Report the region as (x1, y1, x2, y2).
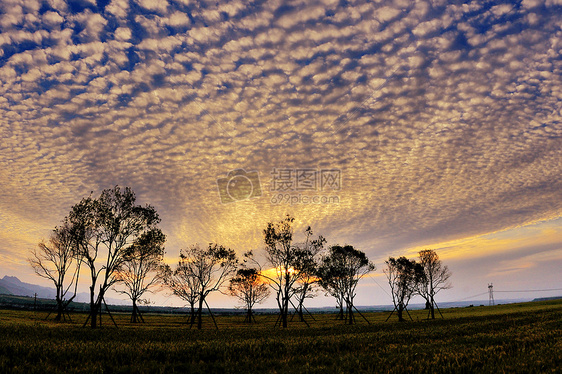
(0, 299, 560, 373)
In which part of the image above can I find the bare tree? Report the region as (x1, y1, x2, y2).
(417, 249, 452, 319)
(317, 245, 375, 324)
(228, 267, 270, 323)
(28, 222, 81, 321)
(162, 260, 200, 326)
(114, 229, 166, 323)
(175, 244, 238, 329)
(68, 186, 162, 328)
(292, 226, 325, 322)
(384, 256, 424, 322)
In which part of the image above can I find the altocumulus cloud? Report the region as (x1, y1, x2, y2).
(0, 0, 561, 292)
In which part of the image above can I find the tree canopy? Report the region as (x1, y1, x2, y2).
(384, 256, 424, 322)
(317, 245, 375, 324)
(68, 186, 162, 328)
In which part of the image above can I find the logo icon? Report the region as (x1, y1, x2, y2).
(217, 169, 262, 204)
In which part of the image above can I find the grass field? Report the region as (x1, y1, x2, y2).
(1, 300, 561, 373)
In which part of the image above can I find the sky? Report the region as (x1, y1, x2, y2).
(1, 0, 561, 309)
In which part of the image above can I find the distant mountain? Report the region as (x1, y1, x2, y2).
(0, 275, 57, 299)
(532, 296, 562, 302)
(0, 285, 13, 295)
(0, 275, 127, 305)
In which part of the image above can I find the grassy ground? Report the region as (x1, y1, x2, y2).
(0, 300, 560, 373)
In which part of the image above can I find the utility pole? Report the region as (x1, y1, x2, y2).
(488, 283, 494, 306)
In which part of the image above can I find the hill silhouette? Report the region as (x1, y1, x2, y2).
(0, 275, 56, 299)
(0, 275, 125, 305)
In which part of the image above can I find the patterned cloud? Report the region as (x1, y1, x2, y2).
(1, 0, 561, 303)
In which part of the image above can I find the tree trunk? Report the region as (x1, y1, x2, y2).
(347, 302, 354, 325)
(90, 287, 98, 328)
(197, 296, 204, 329)
(54, 286, 63, 321)
(189, 303, 196, 326)
(246, 307, 253, 323)
(282, 297, 288, 328)
(298, 284, 307, 322)
(55, 294, 63, 321)
(430, 295, 435, 319)
(131, 299, 138, 323)
(336, 299, 344, 320)
(281, 273, 289, 328)
(91, 304, 99, 328)
(397, 304, 404, 322)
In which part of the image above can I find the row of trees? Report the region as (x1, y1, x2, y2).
(384, 250, 452, 322)
(162, 215, 375, 328)
(29, 187, 451, 329)
(29, 187, 165, 326)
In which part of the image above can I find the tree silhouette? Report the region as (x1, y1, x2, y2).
(114, 229, 166, 323)
(416, 249, 452, 319)
(28, 222, 81, 321)
(262, 215, 302, 328)
(317, 258, 346, 320)
(292, 226, 326, 323)
(68, 186, 161, 328)
(228, 267, 270, 323)
(384, 256, 424, 322)
(172, 244, 238, 329)
(162, 259, 200, 326)
(317, 245, 375, 324)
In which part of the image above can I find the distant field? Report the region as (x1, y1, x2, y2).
(1, 300, 561, 373)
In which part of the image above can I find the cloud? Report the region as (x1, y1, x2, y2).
(0, 0, 560, 301)
(106, 0, 129, 19)
(167, 11, 191, 27)
(135, 0, 168, 14)
(42, 11, 64, 27)
(71, 11, 108, 42)
(489, 247, 562, 277)
(114, 27, 132, 41)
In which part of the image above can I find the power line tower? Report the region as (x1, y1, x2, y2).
(488, 283, 494, 306)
